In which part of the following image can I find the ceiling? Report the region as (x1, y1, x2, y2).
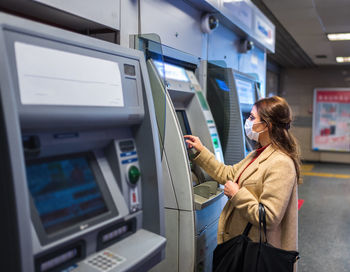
(261, 0, 350, 66)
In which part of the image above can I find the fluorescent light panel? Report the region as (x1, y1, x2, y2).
(327, 33, 350, 41)
(336, 57, 350, 63)
(223, 0, 244, 2)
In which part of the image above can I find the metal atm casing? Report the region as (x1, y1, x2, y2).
(132, 38, 226, 272)
(0, 13, 165, 272)
(206, 63, 261, 165)
(150, 59, 226, 272)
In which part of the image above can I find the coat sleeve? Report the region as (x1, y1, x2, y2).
(230, 155, 296, 230)
(192, 146, 249, 185)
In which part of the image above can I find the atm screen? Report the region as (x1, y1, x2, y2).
(154, 60, 189, 82)
(176, 110, 192, 136)
(235, 78, 255, 105)
(26, 154, 111, 235)
(215, 78, 230, 92)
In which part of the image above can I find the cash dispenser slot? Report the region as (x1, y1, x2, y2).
(34, 241, 85, 272)
(23, 135, 41, 158)
(97, 218, 136, 251)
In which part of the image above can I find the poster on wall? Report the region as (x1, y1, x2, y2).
(312, 89, 350, 152)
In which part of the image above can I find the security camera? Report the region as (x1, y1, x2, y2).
(200, 13, 219, 33)
(239, 39, 254, 53)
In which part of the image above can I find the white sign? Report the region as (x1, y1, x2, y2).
(15, 42, 124, 107)
(254, 15, 274, 45)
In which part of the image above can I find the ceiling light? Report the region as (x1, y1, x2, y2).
(327, 33, 350, 41)
(223, 0, 244, 3)
(336, 57, 350, 63)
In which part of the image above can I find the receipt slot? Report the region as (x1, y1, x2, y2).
(132, 36, 226, 272)
(0, 13, 165, 272)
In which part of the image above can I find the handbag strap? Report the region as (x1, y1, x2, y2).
(242, 204, 267, 241)
(243, 222, 252, 236)
(259, 203, 268, 243)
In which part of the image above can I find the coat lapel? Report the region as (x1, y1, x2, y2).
(239, 145, 277, 186)
(238, 159, 259, 186)
(220, 156, 253, 225)
(232, 152, 255, 183)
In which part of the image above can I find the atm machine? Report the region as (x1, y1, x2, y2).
(206, 62, 261, 165)
(0, 13, 166, 272)
(132, 37, 226, 272)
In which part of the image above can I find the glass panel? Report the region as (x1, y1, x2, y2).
(131, 34, 167, 159)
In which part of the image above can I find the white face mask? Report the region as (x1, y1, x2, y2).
(244, 119, 265, 142)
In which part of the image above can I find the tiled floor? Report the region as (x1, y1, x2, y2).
(298, 162, 350, 272)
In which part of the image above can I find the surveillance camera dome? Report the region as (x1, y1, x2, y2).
(201, 13, 219, 33)
(247, 41, 254, 50)
(208, 15, 219, 30)
(239, 39, 254, 53)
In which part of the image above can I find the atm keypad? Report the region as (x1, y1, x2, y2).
(86, 250, 125, 271)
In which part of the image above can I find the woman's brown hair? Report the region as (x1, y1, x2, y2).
(255, 96, 302, 184)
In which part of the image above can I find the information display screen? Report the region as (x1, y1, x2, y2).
(154, 60, 189, 82)
(15, 42, 124, 107)
(215, 78, 230, 92)
(176, 110, 192, 135)
(26, 154, 110, 235)
(235, 78, 255, 105)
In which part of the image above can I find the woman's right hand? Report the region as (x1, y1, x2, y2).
(184, 135, 204, 153)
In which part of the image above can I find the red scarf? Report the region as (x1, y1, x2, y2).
(236, 144, 270, 184)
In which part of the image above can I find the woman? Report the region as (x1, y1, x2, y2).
(185, 96, 301, 259)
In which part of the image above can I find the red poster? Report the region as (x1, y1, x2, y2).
(316, 91, 350, 103)
(313, 89, 350, 152)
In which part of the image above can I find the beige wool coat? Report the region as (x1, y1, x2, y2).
(193, 144, 298, 253)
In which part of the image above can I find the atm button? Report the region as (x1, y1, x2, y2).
(122, 158, 138, 164)
(128, 165, 140, 185)
(213, 138, 219, 148)
(120, 151, 137, 157)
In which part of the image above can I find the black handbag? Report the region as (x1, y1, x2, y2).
(213, 203, 300, 272)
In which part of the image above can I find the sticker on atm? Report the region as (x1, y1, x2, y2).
(196, 91, 209, 111)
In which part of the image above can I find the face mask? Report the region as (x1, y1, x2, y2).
(244, 119, 265, 142)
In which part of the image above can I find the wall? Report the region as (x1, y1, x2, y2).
(281, 67, 350, 163)
(120, 0, 139, 47)
(119, 1, 267, 95)
(139, 0, 207, 59)
(266, 70, 279, 96)
(208, 24, 267, 96)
